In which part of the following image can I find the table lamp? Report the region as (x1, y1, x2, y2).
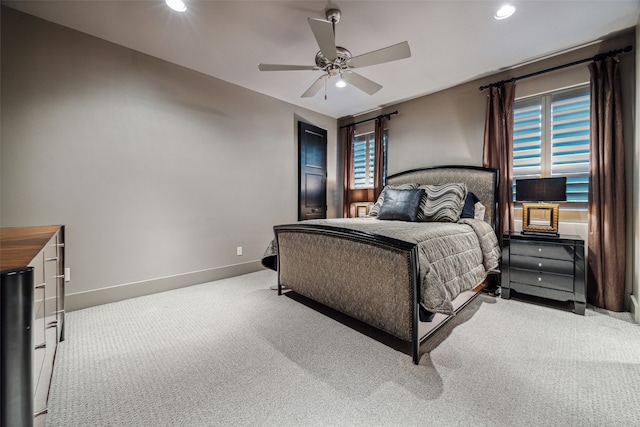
(515, 177, 567, 236)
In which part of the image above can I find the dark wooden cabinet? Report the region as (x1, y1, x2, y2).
(501, 232, 585, 315)
(1, 226, 65, 427)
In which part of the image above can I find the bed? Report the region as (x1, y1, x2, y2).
(262, 166, 501, 364)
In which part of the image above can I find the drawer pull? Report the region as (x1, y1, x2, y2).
(35, 283, 46, 290)
(35, 343, 46, 350)
(538, 262, 542, 267)
(54, 275, 65, 279)
(47, 321, 58, 328)
(538, 248, 542, 252)
(538, 277, 542, 282)
(45, 257, 58, 262)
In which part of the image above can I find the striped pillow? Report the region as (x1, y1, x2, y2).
(369, 183, 419, 217)
(417, 183, 467, 222)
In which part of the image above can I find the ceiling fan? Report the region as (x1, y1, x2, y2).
(258, 8, 411, 98)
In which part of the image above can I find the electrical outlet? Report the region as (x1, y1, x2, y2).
(65, 267, 71, 282)
(236, 246, 243, 256)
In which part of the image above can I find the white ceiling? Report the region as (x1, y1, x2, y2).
(4, 0, 639, 119)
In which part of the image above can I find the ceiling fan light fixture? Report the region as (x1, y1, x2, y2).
(166, 0, 187, 12)
(258, 8, 410, 98)
(494, 4, 515, 20)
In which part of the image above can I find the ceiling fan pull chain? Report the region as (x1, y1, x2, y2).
(324, 77, 327, 100)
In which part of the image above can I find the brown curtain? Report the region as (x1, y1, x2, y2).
(587, 56, 626, 311)
(373, 117, 386, 199)
(342, 124, 355, 218)
(482, 82, 516, 240)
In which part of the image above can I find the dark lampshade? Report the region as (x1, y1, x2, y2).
(349, 188, 375, 203)
(515, 177, 567, 202)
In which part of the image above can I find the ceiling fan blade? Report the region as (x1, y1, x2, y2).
(258, 64, 318, 71)
(301, 75, 326, 98)
(308, 18, 337, 61)
(342, 72, 383, 95)
(347, 41, 411, 69)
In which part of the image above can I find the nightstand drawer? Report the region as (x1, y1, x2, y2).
(510, 240, 574, 261)
(510, 268, 574, 292)
(510, 254, 574, 275)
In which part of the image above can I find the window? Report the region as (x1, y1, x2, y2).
(352, 130, 387, 189)
(513, 85, 590, 218)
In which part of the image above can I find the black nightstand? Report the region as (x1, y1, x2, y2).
(501, 232, 586, 315)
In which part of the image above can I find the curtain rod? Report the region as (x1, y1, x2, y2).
(340, 111, 398, 129)
(478, 45, 633, 91)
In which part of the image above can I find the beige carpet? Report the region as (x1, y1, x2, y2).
(47, 269, 640, 426)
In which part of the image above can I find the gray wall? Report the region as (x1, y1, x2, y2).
(1, 7, 338, 310)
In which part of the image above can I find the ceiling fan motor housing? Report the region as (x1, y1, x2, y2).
(315, 47, 352, 72)
(325, 9, 341, 23)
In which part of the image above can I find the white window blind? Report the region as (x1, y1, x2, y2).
(352, 130, 387, 189)
(550, 90, 590, 203)
(513, 102, 542, 178)
(353, 132, 374, 188)
(513, 85, 590, 210)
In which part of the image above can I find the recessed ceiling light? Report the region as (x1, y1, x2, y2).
(166, 0, 187, 12)
(494, 4, 516, 20)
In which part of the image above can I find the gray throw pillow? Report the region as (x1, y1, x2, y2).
(368, 183, 418, 217)
(377, 188, 426, 222)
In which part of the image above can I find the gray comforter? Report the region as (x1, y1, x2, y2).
(262, 217, 500, 315)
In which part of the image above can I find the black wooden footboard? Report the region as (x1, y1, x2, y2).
(274, 224, 424, 364)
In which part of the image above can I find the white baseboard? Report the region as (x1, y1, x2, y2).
(65, 261, 263, 312)
(631, 294, 640, 324)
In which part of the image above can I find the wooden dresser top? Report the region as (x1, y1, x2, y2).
(0, 226, 61, 272)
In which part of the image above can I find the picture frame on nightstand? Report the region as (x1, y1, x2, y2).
(354, 203, 369, 218)
(521, 203, 560, 236)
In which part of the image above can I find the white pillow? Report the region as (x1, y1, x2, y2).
(474, 202, 486, 221)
